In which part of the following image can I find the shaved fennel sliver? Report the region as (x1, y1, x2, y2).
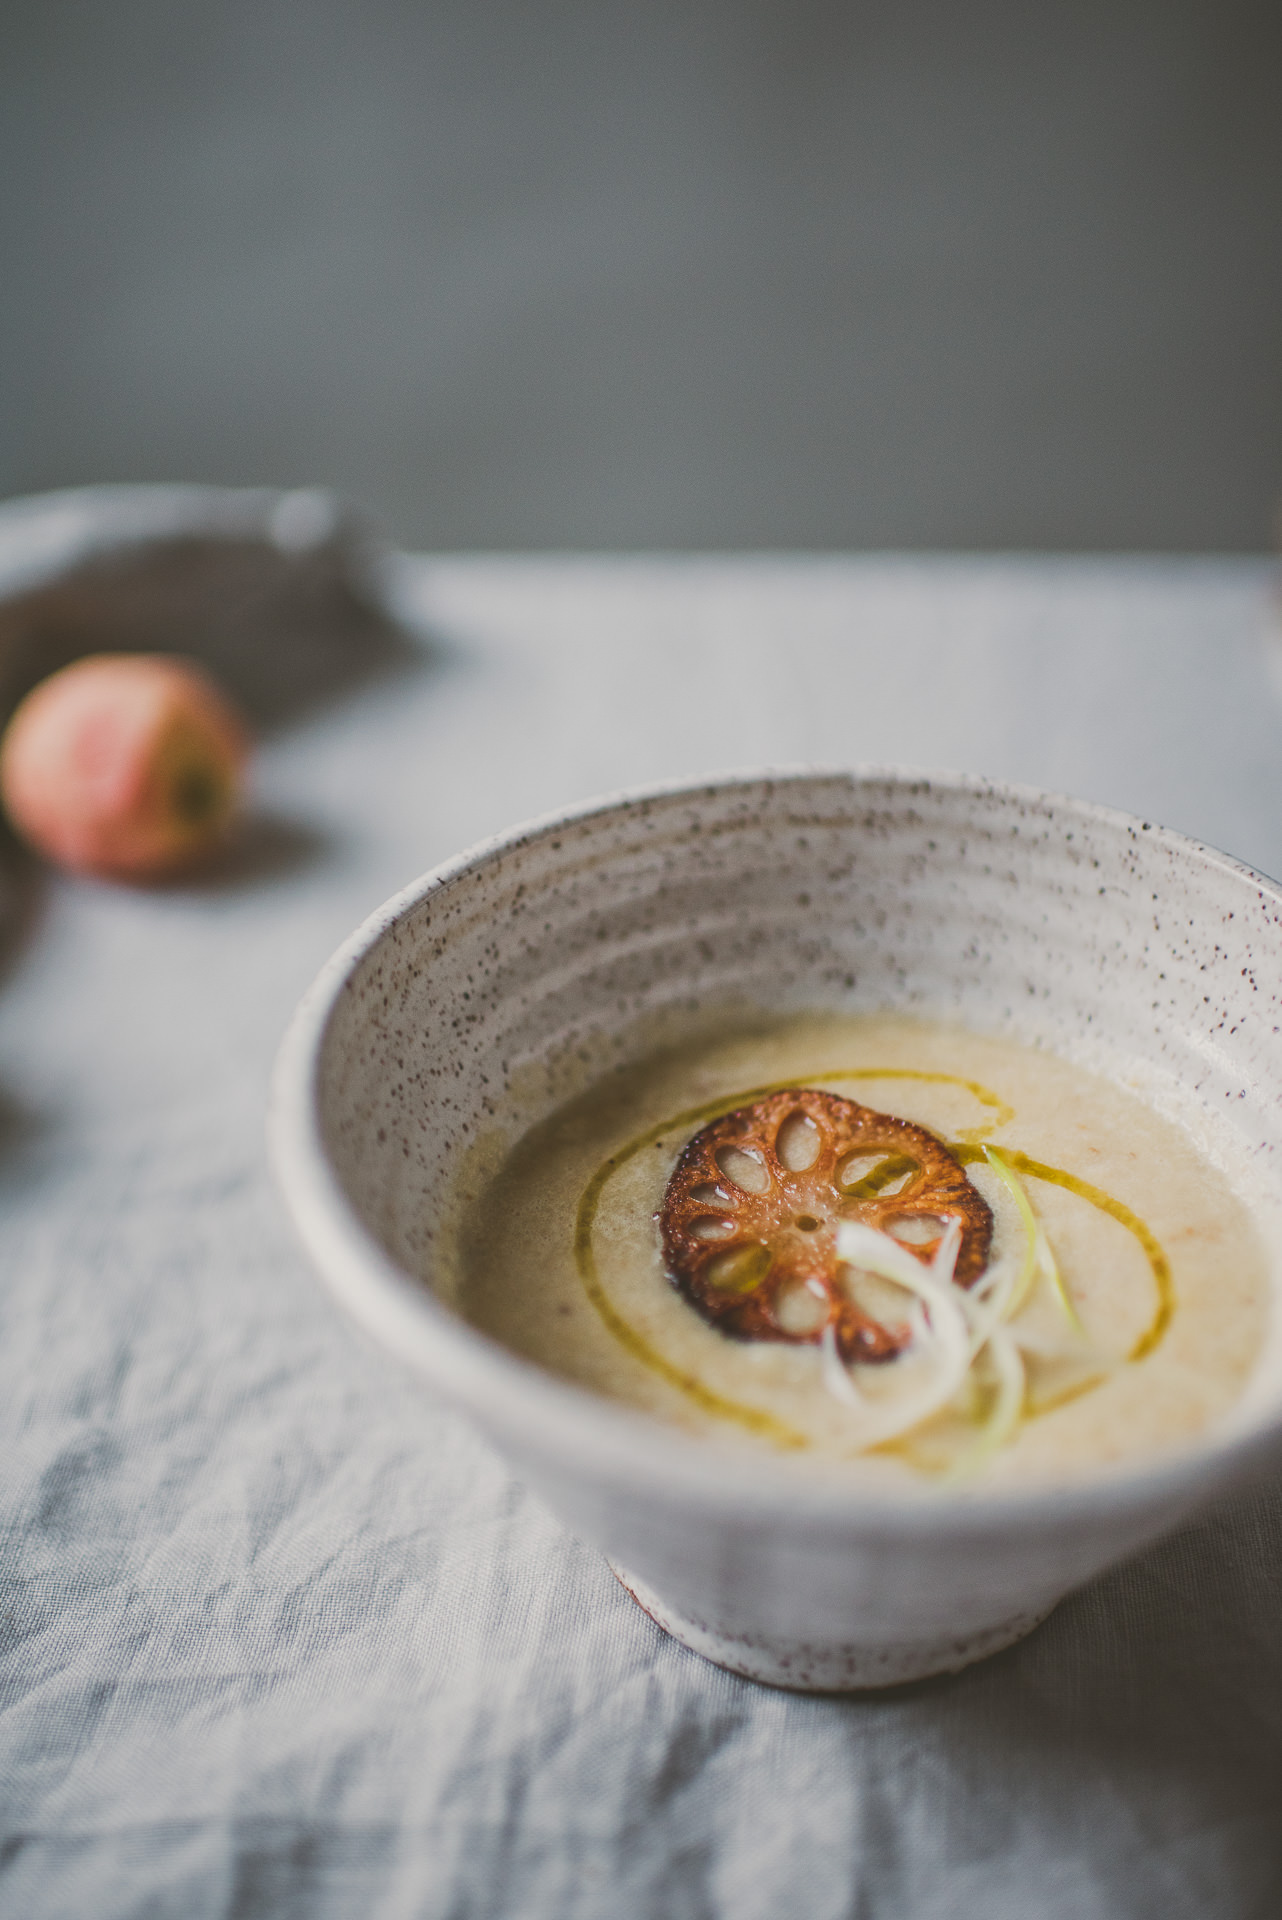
(980, 1148, 1038, 1318)
(983, 1146, 1084, 1334)
(820, 1157, 1097, 1476)
(941, 1326, 1026, 1484)
(819, 1320, 864, 1407)
(824, 1217, 1027, 1473)
(819, 1219, 974, 1446)
(959, 1255, 1024, 1358)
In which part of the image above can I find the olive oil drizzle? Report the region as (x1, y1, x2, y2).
(573, 1068, 1173, 1450)
(570, 1220, 809, 1449)
(951, 1144, 1174, 1362)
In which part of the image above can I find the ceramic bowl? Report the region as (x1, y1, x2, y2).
(269, 770, 1282, 1689)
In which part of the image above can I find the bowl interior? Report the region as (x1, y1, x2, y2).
(303, 770, 1282, 1467)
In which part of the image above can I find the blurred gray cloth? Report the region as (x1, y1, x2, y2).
(3, 551, 1282, 1918)
(0, 484, 407, 727)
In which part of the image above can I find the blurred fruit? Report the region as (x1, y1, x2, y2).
(0, 653, 249, 881)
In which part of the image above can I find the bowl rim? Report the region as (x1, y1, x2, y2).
(268, 763, 1282, 1535)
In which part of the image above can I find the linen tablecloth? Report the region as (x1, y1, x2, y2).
(3, 553, 1281, 1918)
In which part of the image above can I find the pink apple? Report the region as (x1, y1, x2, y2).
(0, 653, 250, 881)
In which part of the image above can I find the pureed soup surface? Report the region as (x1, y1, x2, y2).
(441, 1014, 1275, 1486)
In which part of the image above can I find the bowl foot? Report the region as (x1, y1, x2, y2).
(610, 1563, 1056, 1690)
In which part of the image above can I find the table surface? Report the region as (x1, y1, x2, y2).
(4, 554, 1282, 1919)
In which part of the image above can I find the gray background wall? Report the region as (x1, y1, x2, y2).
(2, 0, 1279, 552)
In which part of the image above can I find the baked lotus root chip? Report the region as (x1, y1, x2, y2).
(658, 1088, 992, 1363)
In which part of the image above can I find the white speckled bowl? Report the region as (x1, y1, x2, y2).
(270, 770, 1282, 1688)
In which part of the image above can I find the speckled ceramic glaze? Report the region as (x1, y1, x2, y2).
(270, 770, 1282, 1689)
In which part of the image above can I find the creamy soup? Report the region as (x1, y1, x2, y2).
(438, 1014, 1277, 1486)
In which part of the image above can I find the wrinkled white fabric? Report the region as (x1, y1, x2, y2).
(3, 553, 1282, 1918)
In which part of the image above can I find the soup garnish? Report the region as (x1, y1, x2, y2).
(658, 1088, 992, 1362)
